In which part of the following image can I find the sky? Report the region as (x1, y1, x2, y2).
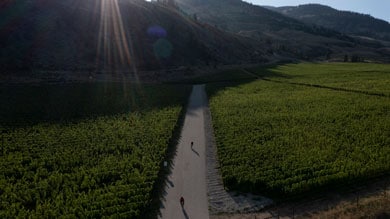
(245, 0, 390, 22)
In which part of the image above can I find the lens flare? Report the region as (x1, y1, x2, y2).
(153, 38, 173, 59)
(96, 0, 139, 83)
(94, 0, 144, 107)
(147, 25, 167, 38)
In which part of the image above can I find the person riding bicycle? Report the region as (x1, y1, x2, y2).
(180, 196, 185, 206)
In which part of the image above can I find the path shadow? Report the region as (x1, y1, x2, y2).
(147, 108, 185, 218)
(167, 179, 174, 188)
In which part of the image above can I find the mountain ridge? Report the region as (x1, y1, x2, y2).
(1, 0, 389, 79)
(266, 4, 390, 41)
(176, 0, 390, 62)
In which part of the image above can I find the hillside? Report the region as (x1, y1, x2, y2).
(177, 0, 339, 37)
(0, 0, 268, 72)
(267, 4, 390, 41)
(1, 0, 390, 78)
(176, 0, 390, 62)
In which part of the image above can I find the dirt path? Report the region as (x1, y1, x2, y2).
(159, 85, 210, 219)
(203, 91, 273, 214)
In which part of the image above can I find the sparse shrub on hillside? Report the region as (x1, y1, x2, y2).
(344, 54, 349, 62)
(351, 55, 364, 62)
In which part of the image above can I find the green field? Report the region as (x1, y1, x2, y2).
(207, 63, 390, 197)
(0, 83, 190, 218)
(249, 63, 390, 96)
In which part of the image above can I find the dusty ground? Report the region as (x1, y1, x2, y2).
(210, 179, 389, 219)
(0, 63, 269, 85)
(204, 92, 273, 214)
(0, 68, 194, 84)
(0, 64, 259, 84)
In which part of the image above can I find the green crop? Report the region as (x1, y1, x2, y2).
(249, 63, 390, 96)
(0, 83, 190, 218)
(208, 63, 390, 197)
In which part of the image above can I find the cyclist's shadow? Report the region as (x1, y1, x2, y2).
(181, 206, 189, 219)
(191, 147, 200, 157)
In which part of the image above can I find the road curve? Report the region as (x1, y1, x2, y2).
(159, 85, 210, 219)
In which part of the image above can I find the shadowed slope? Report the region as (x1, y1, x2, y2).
(0, 0, 267, 72)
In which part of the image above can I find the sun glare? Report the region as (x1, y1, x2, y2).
(96, 0, 139, 82)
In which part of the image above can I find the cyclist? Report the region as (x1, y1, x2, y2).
(180, 196, 185, 206)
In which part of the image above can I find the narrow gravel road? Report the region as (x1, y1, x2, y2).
(159, 85, 210, 219)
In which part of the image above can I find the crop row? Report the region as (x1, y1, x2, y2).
(208, 78, 389, 197)
(249, 63, 390, 96)
(0, 84, 190, 217)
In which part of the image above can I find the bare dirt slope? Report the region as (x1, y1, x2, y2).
(159, 85, 210, 219)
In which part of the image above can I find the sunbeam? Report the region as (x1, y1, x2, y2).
(96, 0, 140, 83)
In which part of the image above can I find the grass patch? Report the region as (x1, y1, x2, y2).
(179, 69, 257, 84)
